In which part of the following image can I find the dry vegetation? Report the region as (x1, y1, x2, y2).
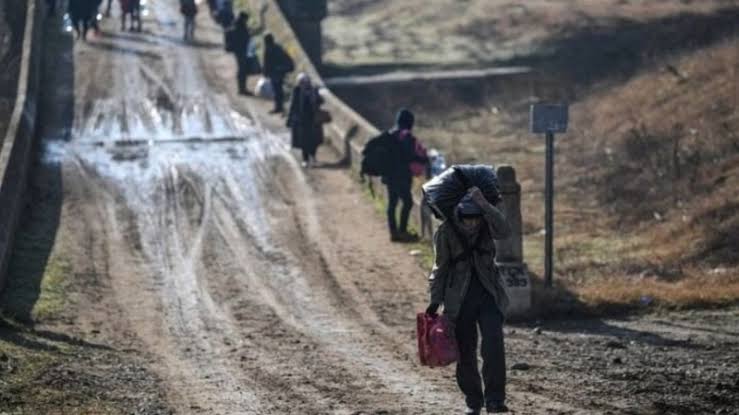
(324, 0, 737, 70)
(324, 0, 739, 314)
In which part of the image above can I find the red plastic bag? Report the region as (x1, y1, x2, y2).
(417, 312, 458, 367)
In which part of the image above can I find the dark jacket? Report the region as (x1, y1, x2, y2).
(68, 0, 93, 18)
(263, 43, 293, 79)
(429, 201, 512, 322)
(180, 0, 198, 17)
(287, 86, 324, 150)
(225, 22, 250, 56)
(382, 129, 426, 184)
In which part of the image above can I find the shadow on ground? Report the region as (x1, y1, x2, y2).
(0, 12, 73, 326)
(503, 6, 739, 86)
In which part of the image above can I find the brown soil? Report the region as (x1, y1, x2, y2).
(1, 2, 739, 415)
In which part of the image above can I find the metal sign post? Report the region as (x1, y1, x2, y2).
(530, 104, 569, 288)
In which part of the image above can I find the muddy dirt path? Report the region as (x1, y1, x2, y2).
(33, 4, 486, 414)
(19, 2, 739, 415)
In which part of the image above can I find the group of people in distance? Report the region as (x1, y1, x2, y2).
(55, 0, 199, 41)
(224, 11, 324, 168)
(55, 0, 140, 40)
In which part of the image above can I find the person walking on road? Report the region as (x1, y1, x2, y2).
(224, 12, 252, 95)
(287, 73, 327, 167)
(381, 109, 427, 242)
(427, 187, 511, 414)
(216, 0, 235, 28)
(262, 33, 294, 114)
(104, 0, 113, 17)
(180, 0, 198, 42)
(120, 0, 142, 32)
(68, 0, 93, 40)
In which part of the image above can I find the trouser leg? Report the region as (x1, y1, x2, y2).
(386, 185, 399, 236)
(479, 293, 506, 404)
(456, 302, 484, 410)
(302, 145, 311, 163)
(187, 18, 195, 39)
(236, 56, 247, 93)
(398, 184, 413, 233)
(271, 76, 284, 111)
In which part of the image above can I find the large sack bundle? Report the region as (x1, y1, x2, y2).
(422, 165, 500, 220)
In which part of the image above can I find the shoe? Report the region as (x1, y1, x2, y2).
(486, 401, 509, 413)
(397, 231, 420, 243)
(464, 408, 481, 415)
(269, 108, 284, 115)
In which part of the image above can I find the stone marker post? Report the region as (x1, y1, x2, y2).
(495, 165, 531, 316)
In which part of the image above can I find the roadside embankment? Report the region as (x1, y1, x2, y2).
(0, 0, 43, 290)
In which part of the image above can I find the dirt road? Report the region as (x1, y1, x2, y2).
(6, 2, 738, 415)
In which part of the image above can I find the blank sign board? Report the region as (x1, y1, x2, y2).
(530, 104, 569, 134)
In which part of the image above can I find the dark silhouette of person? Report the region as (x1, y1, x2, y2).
(262, 33, 294, 114)
(120, 0, 142, 32)
(180, 0, 198, 41)
(287, 73, 325, 167)
(382, 108, 427, 242)
(68, 0, 94, 40)
(427, 187, 511, 414)
(225, 12, 251, 95)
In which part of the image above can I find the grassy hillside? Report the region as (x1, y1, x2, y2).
(324, 1, 739, 313)
(323, 0, 737, 70)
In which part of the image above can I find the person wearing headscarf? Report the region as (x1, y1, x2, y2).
(287, 73, 325, 167)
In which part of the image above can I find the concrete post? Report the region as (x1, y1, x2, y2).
(277, 0, 327, 66)
(495, 165, 531, 317)
(496, 165, 523, 263)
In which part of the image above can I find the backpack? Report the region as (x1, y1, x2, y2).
(277, 47, 295, 74)
(224, 29, 236, 52)
(361, 131, 392, 178)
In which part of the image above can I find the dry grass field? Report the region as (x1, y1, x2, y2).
(324, 0, 739, 314)
(324, 0, 737, 70)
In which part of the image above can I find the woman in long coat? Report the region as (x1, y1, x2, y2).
(287, 73, 325, 167)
